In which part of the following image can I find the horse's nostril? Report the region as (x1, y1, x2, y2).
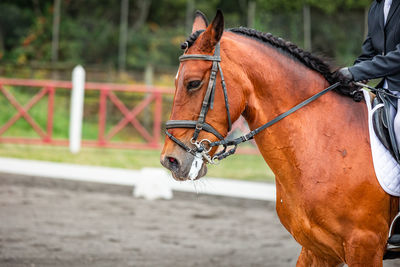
(166, 156, 180, 171)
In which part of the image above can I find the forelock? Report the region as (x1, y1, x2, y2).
(180, 30, 205, 50)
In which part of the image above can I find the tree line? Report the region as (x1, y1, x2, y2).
(0, 0, 372, 81)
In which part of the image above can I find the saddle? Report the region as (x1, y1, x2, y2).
(371, 90, 400, 256)
(371, 91, 400, 164)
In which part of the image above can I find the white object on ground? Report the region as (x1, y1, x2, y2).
(0, 157, 276, 201)
(69, 65, 86, 154)
(133, 168, 173, 200)
(188, 153, 203, 180)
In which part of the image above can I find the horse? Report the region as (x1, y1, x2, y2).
(160, 10, 398, 266)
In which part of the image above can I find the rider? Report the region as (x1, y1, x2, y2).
(339, 0, 400, 88)
(339, 0, 400, 247)
(339, 0, 400, 130)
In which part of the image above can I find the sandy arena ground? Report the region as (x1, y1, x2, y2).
(0, 173, 399, 267)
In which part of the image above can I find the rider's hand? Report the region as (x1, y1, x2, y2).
(337, 67, 354, 84)
(335, 67, 363, 102)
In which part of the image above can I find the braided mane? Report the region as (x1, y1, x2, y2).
(181, 27, 360, 100)
(229, 27, 335, 83)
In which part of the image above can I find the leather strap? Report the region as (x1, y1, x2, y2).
(179, 55, 221, 62)
(218, 63, 232, 131)
(165, 130, 195, 155)
(192, 43, 221, 140)
(210, 82, 341, 154)
(166, 120, 224, 140)
(381, 92, 400, 163)
(193, 58, 219, 140)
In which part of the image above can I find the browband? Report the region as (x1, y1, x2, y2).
(179, 55, 221, 62)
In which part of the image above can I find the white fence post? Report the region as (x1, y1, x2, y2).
(69, 65, 85, 154)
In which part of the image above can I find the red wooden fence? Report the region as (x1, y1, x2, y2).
(0, 78, 173, 150)
(0, 77, 257, 153)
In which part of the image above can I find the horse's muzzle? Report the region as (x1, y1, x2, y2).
(160, 152, 207, 181)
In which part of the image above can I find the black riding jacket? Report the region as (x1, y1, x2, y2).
(349, 0, 400, 91)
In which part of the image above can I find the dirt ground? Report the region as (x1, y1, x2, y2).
(0, 173, 399, 267)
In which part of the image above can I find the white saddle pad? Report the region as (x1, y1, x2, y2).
(363, 89, 400, 196)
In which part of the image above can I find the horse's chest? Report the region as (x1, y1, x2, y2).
(276, 198, 309, 235)
(276, 195, 317, 246)
(276, 194, 336, 256)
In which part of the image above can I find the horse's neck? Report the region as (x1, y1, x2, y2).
(228, 38, 367, 187)
(244, 60, 328, 183)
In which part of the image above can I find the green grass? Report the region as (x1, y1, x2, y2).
(0, 143, 275, 182)
(0, 86, 275, 182)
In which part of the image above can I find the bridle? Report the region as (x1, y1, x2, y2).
(165, 42, 232, 164)
(165, 41, 341, 165)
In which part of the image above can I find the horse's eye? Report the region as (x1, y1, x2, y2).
(187, 80, 202, 91)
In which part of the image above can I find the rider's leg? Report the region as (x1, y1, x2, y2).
(388, 91, 400, 247)
(390, 90, 400, 148)
(394, 97, 400, 147)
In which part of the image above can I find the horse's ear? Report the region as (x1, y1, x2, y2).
(202, 9, 224, 48)
(192, 11, 208, 33)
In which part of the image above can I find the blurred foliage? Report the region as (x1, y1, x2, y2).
(257, 0, 371, 13)
(0, 0, 372, 79)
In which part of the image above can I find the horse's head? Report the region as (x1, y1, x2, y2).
(160, 10, 247, 181)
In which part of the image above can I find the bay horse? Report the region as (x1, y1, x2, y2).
(160, 10, 398, 266)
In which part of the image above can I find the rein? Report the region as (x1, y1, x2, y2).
(165, 42, 341, 164)
(210, 81, 341, 161)
(355, 82, 400, 99)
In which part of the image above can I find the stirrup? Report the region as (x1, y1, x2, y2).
(387, 212, 400, 251)
(388, 235, 400, 246)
